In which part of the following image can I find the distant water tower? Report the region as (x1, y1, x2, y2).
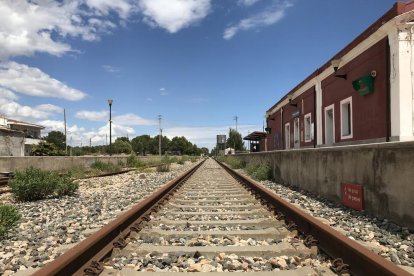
(216, 134, 226, 154)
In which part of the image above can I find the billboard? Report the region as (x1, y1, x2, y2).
(217, 135, 226, 144)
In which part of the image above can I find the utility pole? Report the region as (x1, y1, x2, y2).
(90, 138, 92, 148)
(234, 115, 238, 132)
(108, 99, 113, 156)
(70, 136, 72, 156)
(64, 108, 67, 155)
(158, 115, 162, 156)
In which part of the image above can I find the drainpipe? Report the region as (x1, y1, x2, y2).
(386, 38, 391, 142)
(280, 108, 284, 150)
(313, 86, 317, 148)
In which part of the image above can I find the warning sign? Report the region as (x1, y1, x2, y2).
(341, 183, 364, 211)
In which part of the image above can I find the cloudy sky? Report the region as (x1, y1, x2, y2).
(0, 0, 396, 149)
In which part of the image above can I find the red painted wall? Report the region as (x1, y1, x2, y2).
(321, 38, 388, 144)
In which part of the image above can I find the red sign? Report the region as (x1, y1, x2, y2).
(341, 183, 364, 210)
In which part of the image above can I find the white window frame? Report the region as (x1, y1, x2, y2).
(340, 96, 353, 139)
(285, 123, 290, 150)
(304, 113, 312, 143)
(293, 117, 300, 147)
(324, 104, 335, 145)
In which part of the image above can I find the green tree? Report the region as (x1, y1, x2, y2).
(31, 141, 61, 156)
(131, 135, 151, 155)
(113, 138, 132, 154)
(200, 147, 209, 156)
(149, 135, 171, 155)
(169, 136, 197, 155)
(45, 131, 66, 150)
(226, 128, 244, 151)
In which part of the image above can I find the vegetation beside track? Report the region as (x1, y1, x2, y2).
(9, 167, 79, 201)
(216, 156, 272, 181)
(0, 204, 21, 238)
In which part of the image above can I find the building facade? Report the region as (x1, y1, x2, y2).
(0, 116, 44, 156)
(265, 1, 414, 150)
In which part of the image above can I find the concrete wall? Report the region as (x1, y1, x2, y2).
(234, 141, 414, 229)
(0, 132, 24, 157)
(0, 155, 161, 172)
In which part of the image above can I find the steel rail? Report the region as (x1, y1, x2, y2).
(33, 159, 205, 276)
(217, 160, 411, 276)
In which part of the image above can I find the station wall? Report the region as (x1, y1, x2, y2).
(234, 141, 414, 229)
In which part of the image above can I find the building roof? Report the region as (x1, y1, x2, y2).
(0, 125, 24, 135)
(243, 131, 267, 141)
(2, 117, 45, 129)
(266, 0, 414, 115)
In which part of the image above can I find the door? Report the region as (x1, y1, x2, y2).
(285, 123, 290, 149)
(293, 118, 300, 149)
(325, 105, 335, 145)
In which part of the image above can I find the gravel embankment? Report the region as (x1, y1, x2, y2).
(255, 178, 414, 268)
(0, 162, 198, 274)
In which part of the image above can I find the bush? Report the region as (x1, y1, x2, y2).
(127, 154, 146, 168)
(55, 174, 79, 196)
(9, 167, 78, 201)
(0, 204, 21, 238)
(246, 161, 272, 181)
(90, 161, 120, 172)
(226, 157, 244, 169)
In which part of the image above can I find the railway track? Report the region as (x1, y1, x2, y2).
(33, 158, 411, 276)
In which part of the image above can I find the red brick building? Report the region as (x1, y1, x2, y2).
(265, 1, 414, 151)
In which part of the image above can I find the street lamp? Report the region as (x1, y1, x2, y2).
(108, 99, 113, 156)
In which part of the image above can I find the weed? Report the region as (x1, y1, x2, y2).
(0, 204, 21, 238)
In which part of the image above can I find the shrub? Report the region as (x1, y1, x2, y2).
(177, 159, 185, 165)
(90, 161, 120, 172)
(226, 157, 244, 169)
(55, 174, 79, 196)
(246, 161, 272, 181)
(9, 167, 79, 201)
(0, 204, 21, 238)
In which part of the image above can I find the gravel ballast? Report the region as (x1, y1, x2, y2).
(257, 178, 414, 268)
(0, 162, 198, 274)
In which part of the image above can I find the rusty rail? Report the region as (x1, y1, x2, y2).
(33, 159, 205, 276)
(217, 160, 411, 276)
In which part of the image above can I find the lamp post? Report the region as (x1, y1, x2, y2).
(108, 99, 113, 156)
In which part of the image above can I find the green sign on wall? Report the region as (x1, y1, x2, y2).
(352, 75, 375, 96)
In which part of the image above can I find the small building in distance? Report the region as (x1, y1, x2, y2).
(0, 116, 45, 156)
(265, 1, 414, 151)
(243, 131, 267, 152)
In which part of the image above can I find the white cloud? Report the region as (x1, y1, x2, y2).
(75, 110, 108, 121)
(113, 113, 158, 126)
(238, 0, 261, 6)
(75, 110, 157, 126)
(159, 87, 168, 96)
(0, 92, 63, 120)
(163, 124, 261, 149)
(138, 0, 211, 33)
(102, 65, 120, 73)
(147, 97, 153, 102)
(223, 1, 292, 40)
(0, 0, 137, 60)
(0, 61, 87, 101)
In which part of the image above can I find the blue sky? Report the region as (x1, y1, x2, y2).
(0, 0, 397, 149)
